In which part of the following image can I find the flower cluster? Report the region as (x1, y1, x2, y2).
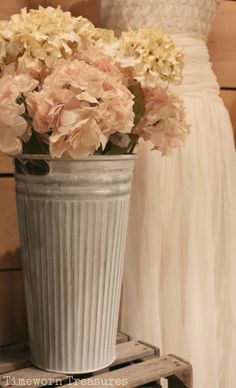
(0, 21, 7, 65)
(91, 28, 120, 59)
(0, 6, 190, 159)
(27, 55, 134, 158)
(0, 74, 38, 155)
(0, 51, 134, 158)
(135, 87, 190, 156)
(118, 27, 184, 87)
(0, 6, 95, 73)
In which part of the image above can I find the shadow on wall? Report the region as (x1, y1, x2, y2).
(0, 267, 28, 346)
(0, 248, 22, 267)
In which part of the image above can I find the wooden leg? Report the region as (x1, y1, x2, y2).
(167, 367, 193, 388)
(167, 375, 187, 388)
(167, 355, 193, 388)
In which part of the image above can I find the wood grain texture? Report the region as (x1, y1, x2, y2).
(0, 337, 154, 375)
(0, 178, 21, 269)
(0, 367, 69, 388)
(74, 355, 192, 387)
(116, 331, 129, 344)
(167, 354, 193, 388)
(114, 340, 156, 366)
(0, 343, 30, 374)
(208, 0, 236, 88)
(0, 341, 191, 388)
(0, 271, 27, 347)
(221, 89, 236, 137)
(0, 156, 14, 174)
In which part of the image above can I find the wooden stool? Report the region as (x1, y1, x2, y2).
(0, 332, 192, 387)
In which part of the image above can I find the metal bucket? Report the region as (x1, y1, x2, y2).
(14, 155, 136, 373)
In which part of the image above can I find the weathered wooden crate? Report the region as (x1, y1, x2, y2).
(0, 332, 192, 387)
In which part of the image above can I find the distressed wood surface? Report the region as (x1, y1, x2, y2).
(0, 179, 21, 269)
(0, 333, 134, 375)
(114, 340, 157, 366)
(0, 341, 190, 388)
(208, 0, 236, 88)
(0, 367, 69, 388)
(116, 331, 129, 344)
(167, 355, 193, 388)
(0, 343, 30, 375)
(0, 272, 27, 347)
(74, 355, 192, 388)
(0, 340, 156, 374)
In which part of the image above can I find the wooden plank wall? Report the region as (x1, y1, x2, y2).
(0, 0, 236, 346)
(208, 0, 236, 136)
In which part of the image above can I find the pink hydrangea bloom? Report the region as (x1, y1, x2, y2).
(27, 87, 74, 134)
(28, 55, 134, 158)
(136, 86, 190, 156)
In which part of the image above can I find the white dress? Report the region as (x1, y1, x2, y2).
(100, 1, 236, 387)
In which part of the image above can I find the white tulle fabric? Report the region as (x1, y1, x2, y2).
(100, 1, 236, 387)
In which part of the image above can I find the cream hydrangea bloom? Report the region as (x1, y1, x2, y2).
(0, 6, 95, 73)
(0, 74, 38, 155)
(91, 28, 120, 58)
(0, 21, 7, 66)
(117, 27, 184, 87)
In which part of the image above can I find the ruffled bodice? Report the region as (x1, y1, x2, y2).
(100, 0, 220, 41)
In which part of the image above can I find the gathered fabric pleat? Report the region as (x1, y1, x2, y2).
(120, 94, 236, 388)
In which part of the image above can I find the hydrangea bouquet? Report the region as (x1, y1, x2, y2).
(0, 6, 190, 162)
(0, 7, 191, 372)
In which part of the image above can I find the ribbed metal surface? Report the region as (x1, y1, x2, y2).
(15, 156, 135, 373)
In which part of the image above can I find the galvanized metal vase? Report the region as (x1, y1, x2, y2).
(14, 155, 136, 373)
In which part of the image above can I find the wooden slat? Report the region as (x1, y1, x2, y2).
(208, 1, 236, 88)
(74, 355, 192, 388)
(0, 343, 30, 374)
(0, 271, 27, 347)
(220, 89, 236, 138)
(0, 333, 130, 375)
(167, 354, 193, 388)
(116, 331, 129, 344)
(0, 342, 191, 388)
(0, 340, 154, 376)
(0, 156, 14, 174)
(0, 178, 22, 269)
(0, 367, 69, 388)
(114, 340, 156, 366)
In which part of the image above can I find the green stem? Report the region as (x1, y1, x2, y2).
(129, 140, 138, 154)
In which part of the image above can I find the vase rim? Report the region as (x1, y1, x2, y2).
(12, 153, 137, 161)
